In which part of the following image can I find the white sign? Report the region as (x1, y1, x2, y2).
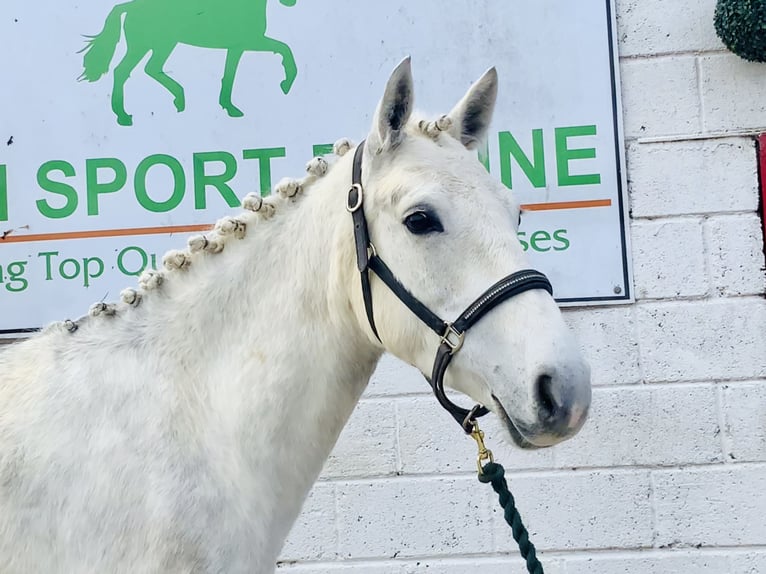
(0, 0, 631, 334)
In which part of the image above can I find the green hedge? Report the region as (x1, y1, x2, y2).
(714, 0, 766, 62)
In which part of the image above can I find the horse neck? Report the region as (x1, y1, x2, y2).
(126, 152, 381, 549)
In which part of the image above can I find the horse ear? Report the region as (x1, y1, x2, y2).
(447, 67, 498, 150)
(369, 57, 414, 153)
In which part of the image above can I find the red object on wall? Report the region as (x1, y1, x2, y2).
(759, 135, 766, 243)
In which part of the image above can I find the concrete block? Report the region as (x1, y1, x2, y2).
(399, 557, 565, 574)
(556, 384, 722, 468)
(365, 354, 430, 398)
(637, 299, 766, 382)
(706, 214, 766, 297)
(654, 464, 766, 547)
(565, 551, 731, 574)
(722, 381, 766, 462)
(322, 400, 398, 479)
(563, 306, 642, 386)
(620, 57, 700, 138)
(631, 219, 708, 299)
(616, 0, 722, 57)
(336, 477, 493, 559)
(280, 483, 338, 562)
(627, 138, 758, 217)
(731, 551, 766, 574)
(276, 563, 396, 574)
(701, 54, 766, 131)
(492, 470, 653, 551)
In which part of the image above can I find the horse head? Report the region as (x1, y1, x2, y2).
(350, 58, 591, 448)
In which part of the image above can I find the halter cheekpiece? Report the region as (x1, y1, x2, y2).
(347, 141, 554, 433)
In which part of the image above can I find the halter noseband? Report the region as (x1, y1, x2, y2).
(347, 141, 553, 433)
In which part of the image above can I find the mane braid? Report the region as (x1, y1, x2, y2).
(417, 114, 453, 139)
(50, 139, 355, 334)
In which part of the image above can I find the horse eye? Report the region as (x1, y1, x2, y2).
(404, 210, 444, 235)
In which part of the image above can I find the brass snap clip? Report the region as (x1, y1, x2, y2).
(470, 420, 494, 475)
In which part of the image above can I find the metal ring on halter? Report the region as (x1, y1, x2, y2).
(346, 184, 363, 212)
(463, 404, 488, 433)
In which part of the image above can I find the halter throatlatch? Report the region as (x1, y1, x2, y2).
(348, 141, 553, 433)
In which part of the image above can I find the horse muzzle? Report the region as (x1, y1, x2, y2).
(492, 364, 592, 449)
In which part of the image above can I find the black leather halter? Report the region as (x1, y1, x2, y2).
(347, 141, 553, 433)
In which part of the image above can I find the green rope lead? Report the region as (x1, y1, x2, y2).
(479, 462, 544, 574)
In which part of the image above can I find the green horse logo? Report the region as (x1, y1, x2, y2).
(79, 0, 298, 126)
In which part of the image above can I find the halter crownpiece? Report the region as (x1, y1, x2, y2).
(348, 141, 554, 433)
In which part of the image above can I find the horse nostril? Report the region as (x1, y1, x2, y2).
(536, 374, 558, 420)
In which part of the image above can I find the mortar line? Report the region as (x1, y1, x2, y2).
(696, 55, 706, 134)
(715, 384, 733, 464)
(636, 128, 766, 144)
(277, 544, 766, 568)
(317, 460, 766, 484)
(393, 400, 404, 476)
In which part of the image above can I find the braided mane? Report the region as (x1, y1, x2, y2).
(50, 116, 455, 335)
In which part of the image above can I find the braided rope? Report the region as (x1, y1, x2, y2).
(479, 462, 544, 574)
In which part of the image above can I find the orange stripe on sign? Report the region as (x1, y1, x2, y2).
(0, 199, 612, 244)
(0, 224, 213, 244)
(521, 199, 612, 211)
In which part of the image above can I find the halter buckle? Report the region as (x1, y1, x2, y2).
(346, 184, 364, 213)
(441, 323, 465, 355)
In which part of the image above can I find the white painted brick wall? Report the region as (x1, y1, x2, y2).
(616, 0, 722, 57)
(555, 384, 722, 468)
(566, 552, 732, 574)
(560, 306, 641, 387)
(706, 214, 766, 296)
(700, 55, 766, 131)
(653, 465, 766, 547)
(731, 553, 766, 574)
(631, 218, 708, 299)
(637, 299, 766, 382)
(619, 56, 701, 138)
(627, 138, 758, 217)
(491, 470, 654, 551)
(322, 400, 398, 479)
(280, 1, 766, 572)
(721, 382, 766, 463)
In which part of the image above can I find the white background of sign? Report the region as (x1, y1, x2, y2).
(0, 0, 631, 333)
